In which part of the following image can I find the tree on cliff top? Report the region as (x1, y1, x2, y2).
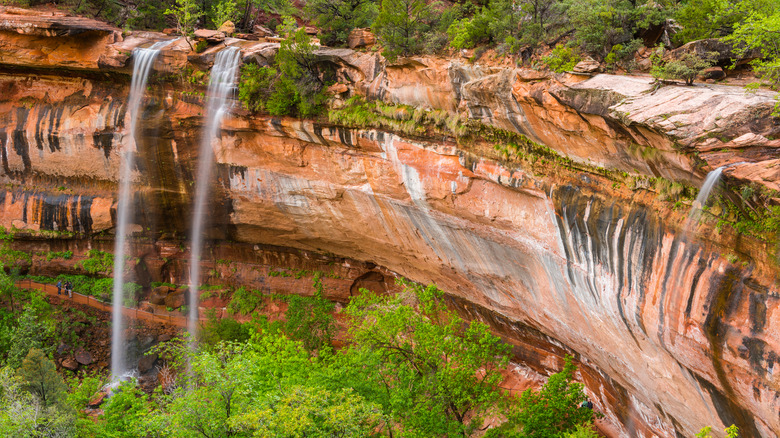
(650, 47, 717, 85)
(238, 16, 327, 117)
(372, 0, 432, 61)
(165, 0, 202, 47)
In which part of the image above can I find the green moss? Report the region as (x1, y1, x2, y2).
(329, 96, 469, 138)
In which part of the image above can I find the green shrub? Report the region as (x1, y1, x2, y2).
(543, 45, 581, 73)
(45, 251, 73, 262)
(77, 250, 113, 275)
(237, 17, 326, 117)
(284, 295, 334, 352)
(306, 0, 378, 46)
(651, 48, 716, 85)
(226, 287, 264, 316)
(604, 39, 643, 71)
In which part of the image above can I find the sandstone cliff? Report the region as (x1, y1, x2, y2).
(0, 8, 778, 438)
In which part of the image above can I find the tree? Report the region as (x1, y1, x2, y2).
(209, 0, 238, 29)
(341, 281, 511, 437)
(165, 0, 202, 46)
(306, 0, 379, 46)
(726, 3, 780, 95)
(372, 0, 431, 60)
(6, 299, 55, 368)
(564, 0, 670, 57)
(675, 0, 777, 44)
(19, 348, 67, 407)
(94, 380, 153, 438)
(230, 386, 382, 437)
(238, 16, 327, 117)
(284, 295, 335, 353)
(490, 356, 594, 438)
(651, 49, 716, 85)
(0, 367, 74, 437)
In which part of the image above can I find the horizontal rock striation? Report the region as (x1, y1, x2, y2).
(0, 11, 778, 438)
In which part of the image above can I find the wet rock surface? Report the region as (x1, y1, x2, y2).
(0, 10, 779, 438)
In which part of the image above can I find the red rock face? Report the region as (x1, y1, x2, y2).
(0, 11, 779, 438)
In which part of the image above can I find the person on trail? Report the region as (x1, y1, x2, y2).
(66, 281, 73, 298)
(56, 280, 62, 296)
(581, 398, 594, 409)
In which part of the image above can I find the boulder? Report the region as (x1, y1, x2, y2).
(327, 83, 349, 95)
(193, 29, 225, 43)
(699, 66, 726, 80)
(62, 357, 79, 371)
(139, 302, 155, 313)
(348, 28, 376, 49)
(669, 38, 762, 66)
(162, 28, 177, 35)
(138, 353, 158, 374)
(305, 26, 318, 35)
(57, 342, 70, 355)
(218, 21, 235, 35)
(88, 389, 110, 408)
(157, 333, 173, 342)
(164, 288, 186, 309)
(149, 286, 170, 305)
(235, 33, 260, 41)
(75, 348, 93, 365)
(253, 24, 273, 37)
(573, 57, 601, 73)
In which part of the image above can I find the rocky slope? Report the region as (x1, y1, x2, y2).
(0, 8, 779, 438)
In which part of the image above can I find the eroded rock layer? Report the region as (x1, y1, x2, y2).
(0, 10, 778, 438)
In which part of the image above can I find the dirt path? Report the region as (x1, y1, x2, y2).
(14, 279, 214, 328)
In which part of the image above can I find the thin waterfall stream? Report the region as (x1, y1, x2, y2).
(684, 166, 725, 235)
(111, 41, 171, 379)
(187, 47, 241, 343)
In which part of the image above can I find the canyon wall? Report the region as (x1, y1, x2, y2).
(0, 9, 779, 438)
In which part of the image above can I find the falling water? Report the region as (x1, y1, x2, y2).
(684, 166, 725, 234)
(187, 47, 241, 342)
(111, 41, 170, 379)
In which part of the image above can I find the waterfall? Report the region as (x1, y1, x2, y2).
(684, 166, 725, 234)
(111, 41, 169, 379)
(187, 47, 241, 342)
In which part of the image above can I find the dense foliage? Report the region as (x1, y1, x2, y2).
(238, 17, 327, 116)
(0, 276, 600, 437)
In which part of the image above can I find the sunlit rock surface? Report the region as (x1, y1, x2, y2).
(0, 11, 778, 438)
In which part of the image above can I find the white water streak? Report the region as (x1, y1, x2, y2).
(112, 41, 170, 379)
(187, 47, 241, 341)
(684, 166, 725, 234)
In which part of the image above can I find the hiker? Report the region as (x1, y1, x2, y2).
(581, 398, 594, 409)
(56, 280, 62, 296)
(66, 281, 73, 298)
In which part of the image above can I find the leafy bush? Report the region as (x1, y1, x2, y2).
(199, 309, 253, 347)
(77, 250, 113, 275)
(237, 17, 327, 117)
(489, 356, 594, 438)
(543, 45, 581, 72)
(284, 295, 334, 352)
(208, 0, 237, 29)
(306, 0, 378, 46)
(46, 251, 73, 262)
(165, 0, 202, 46)
(447, 14, 491, 50)
(373, 0, 433, 60)
(651, 48, 716, 85)
(226, 286, 264, 316)
(604, 39, 642, 71)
